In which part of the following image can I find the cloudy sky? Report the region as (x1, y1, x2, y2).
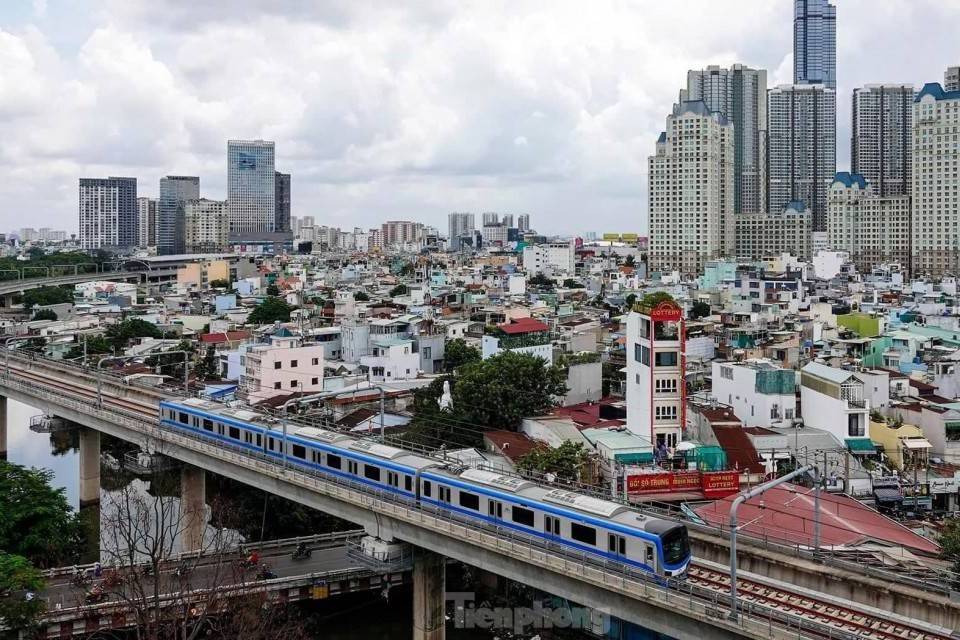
(1, 1, 957, 236)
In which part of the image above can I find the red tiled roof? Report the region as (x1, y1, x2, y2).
(498, 317, 549, 335)
(711, 425, 765, 474)
(199, 331, 251, 344)
(483, 430, 544, 461)
(694, 405, 741, 424)
(695, 483, 941, 556)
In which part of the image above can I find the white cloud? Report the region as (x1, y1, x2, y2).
(0, 0, 958, 236)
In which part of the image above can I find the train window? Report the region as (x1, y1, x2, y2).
(459, 491, 480, 510)
(256, 434, 262, 447)
(244, 432, 252, 444)
(202, 419, 214, 432)
(511, 506, 534, 527)
(645, 546, 654, 563)
(422, 481, 432, 497)
(405, 476, 413, 492)
(311, 451, 318, 463)
(570, 523, 597, 546)
(327, 454, 342, 470)
(364, 465, 381, 481)
(178, 412, 189, 425)
(292, 444, 306, 459)
(267, 437, 275, 451)
(229, 426, 240, 440)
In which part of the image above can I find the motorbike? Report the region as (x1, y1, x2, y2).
(85, 587, 107, 604)
(292, 545, 312, 560)
(255, 565, 277, 581)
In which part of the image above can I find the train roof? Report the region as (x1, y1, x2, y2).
(459, 468, 535, 493)
(293, 426, 352, 445)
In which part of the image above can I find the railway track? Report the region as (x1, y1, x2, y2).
(12, 366, 158, 419)
(688, 565, 956, 640)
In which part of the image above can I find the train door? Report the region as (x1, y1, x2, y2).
(487, 499, 503, 520)
(543, 515, 560, 539)
(607, 533, 626, 561)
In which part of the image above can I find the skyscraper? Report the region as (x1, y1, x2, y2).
(381, 221, 423, 247)
(228, 140, 276, 234)
(78, 177, 137, 250)
(794, 0, 836, 89)
(448, 212, 475, 250)
(517, 214, 531, 232)
(274, 172, 291, 233)
(945, 66, 960, 92)
(158, 176, 200, 255)
(136, 197, 157, 248)
(851, 84, 914, 197)
(684, 64, 768, 214)
(185, 199, 230, 253)
(501, 214, 514, 228)
(648, 101, 734, 276)
(767, 84, 837, 230)
(481, 212, 499, 226)
(912, 83, 960, 277)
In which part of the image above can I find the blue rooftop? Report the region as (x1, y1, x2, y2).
(784, 200, 808, 213)
(833, 171, 868, 189)
(915, 82, 960, 102)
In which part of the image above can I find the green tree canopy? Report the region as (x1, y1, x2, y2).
(689, 300, 711, 320)
(209, 278, 231, 289)
(266, 283, 281, 296)
(624, 293, 637, 310)
(64, 335, 112, 361)
(0, 461, 83, 567)
(444, 338, 480, 372)
(940, 518, 960, 585)
(562, 278, 584, 289)
(0, 552, 45, 631)
(353, 291, 370, 301)
(105, 318, 163, 351)
(193, 344, 219, 381)
(31, 308, 57, 321)
(638, 291, 674, 310)
(21, 286, 73, 309)
(516, 441, 590, 482)
(247, 297, 294, 325)
(453, 351, 567, 430)
(389, 284, 409, 297)
(528, 273, 554, 289)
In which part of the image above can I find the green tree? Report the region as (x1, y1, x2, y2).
(21, 286, 72, 309)
(0, 461, 83, 567)
(624, 254, 636, 267)
(453, 352, 567, 430)
(209, 278, 231, 289)
(266, 283, 281, 296)
(105, 318, 163, 351)
(516, 441, 590, 482)
(0, 552, 45, 631)
(64, 335, 112, 361)
(639, 291, 674, 309)
(31, 308, 57, 321)
(193, 344, 219, 381)
(247, 297, 294, 325)
(389, 284, 409, 297)
(399, 262, 415, 277)
(145, 340, 196, 379)
(562, 278, 584, 289)
(940, 518, 960, 586)
(353, 291, 370, 301)
(624, 293, 637, 310)
(528, 273, 554, 289)
(444, 338, 481, 372)
(689, 300, 711, 320)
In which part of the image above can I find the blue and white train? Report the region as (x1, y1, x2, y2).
(159, 398, 691, 578)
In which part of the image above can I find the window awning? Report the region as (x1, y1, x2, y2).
(845, 438, 876, 453)
(902, 438, 932, 449)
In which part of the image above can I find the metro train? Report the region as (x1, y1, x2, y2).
(159, 398, 691, 578)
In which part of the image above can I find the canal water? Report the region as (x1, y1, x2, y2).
(4, 397, 669, 640)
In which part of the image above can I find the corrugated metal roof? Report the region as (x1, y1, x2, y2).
(802, 361, 855, 384)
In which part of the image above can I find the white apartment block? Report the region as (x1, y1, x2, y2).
(185, 199, 230, 253)
(625, 304, 684, 448)
(946, 65, 960, 92)
(912, 83, 960, 277)
(381, 221, 423, 248)
(851, 84, 913, 197)
(767, 84, 836, 230)
(734, 202, 812, 260)
(648, 100, 734, 276)
(78, 177, 138, 250)
(360, 337, 420, 381)
(522, 241, 576, 276)
(481, 224, 508, 247)
(800, 362, 871, 445)
(827, 172, 911, 272)
(711, 360, 797, 428)
(683, 64, 767, 214)
(240, 332, 325, 403)
(136, 197, 157, 248)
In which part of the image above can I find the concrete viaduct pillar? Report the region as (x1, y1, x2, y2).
(413, 548, 446, 640)
(0, 395, 7, 460)
(79, 428, 101, 506)
(181, 465, 206, 552)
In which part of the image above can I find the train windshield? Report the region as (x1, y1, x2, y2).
(662, 526, 690, 565)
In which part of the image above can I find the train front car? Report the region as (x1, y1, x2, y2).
(644, 520, 691, 578)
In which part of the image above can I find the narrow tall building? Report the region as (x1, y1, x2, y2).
(945, 65, 960, 92)
(767, 84, 837, 230)
(912, 83, 960, 277)
(184, 199, 230, 253)
(136, 197, 157, 248)
(158, 176, 200, 255)
(448, 212, 475, 250)
(78, 177, 137, 250)
(274, 172, 291, 233)
(851, 84, 913, 197)
(481, 212, 499, 226)
(227, 139, 276, 234)
(684, 64, 767, 214)
(648, 100, 734, 276)
(517, 214, 531, 232)
(794, 0, 836, 89)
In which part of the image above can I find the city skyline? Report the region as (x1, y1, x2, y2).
(2, 1, 959, 235)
